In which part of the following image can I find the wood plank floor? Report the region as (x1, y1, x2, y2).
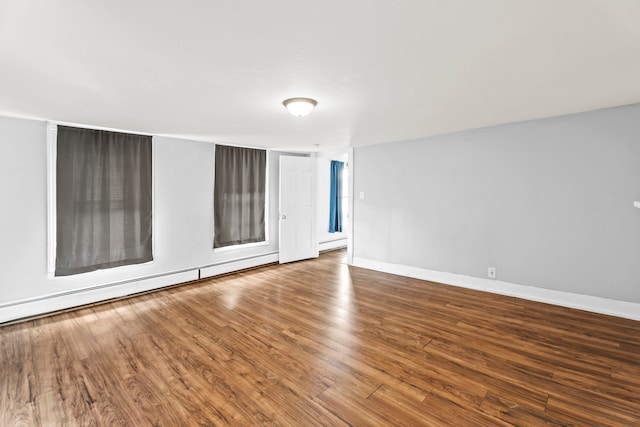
(1, 249, 639, 426)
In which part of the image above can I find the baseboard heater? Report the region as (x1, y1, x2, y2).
(0, 251, 279, 324)
(199, 252, 279, 279)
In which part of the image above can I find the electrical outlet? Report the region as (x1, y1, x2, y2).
(488, 267, 496, 279)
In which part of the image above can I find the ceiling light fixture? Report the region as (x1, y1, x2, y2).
(283, 97, 317, 117)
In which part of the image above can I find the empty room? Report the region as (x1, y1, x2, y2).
(1, 1, 639, 425)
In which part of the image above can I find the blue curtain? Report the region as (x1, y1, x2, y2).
(329, 160, 344, 233)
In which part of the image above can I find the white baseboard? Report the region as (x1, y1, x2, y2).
(199, 252, 279, 279)
(1, 252, 281, 324)
(319, 238, 348, 252)
(352, 257, 640, 321)
(0, 269, 199, 324)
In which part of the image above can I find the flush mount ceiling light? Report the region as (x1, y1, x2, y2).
(282, 97, 317, 117)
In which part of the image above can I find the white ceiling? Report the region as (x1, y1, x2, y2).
(1, 1, 639, 151)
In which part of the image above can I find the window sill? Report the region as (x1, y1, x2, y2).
(214, 240, 269, 253)
(47, 259, 155, 279)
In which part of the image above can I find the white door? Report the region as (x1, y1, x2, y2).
(279, 156, 318, 264)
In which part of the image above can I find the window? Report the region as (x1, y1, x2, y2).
(214, 144, 266, 248)
(54, 125, 153, 276)
(329, 160, 345, 233)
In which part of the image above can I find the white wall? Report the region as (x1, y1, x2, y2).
(0, 116, 291, 320)
(0, 117, 48, 303)
(353, 104, 640, 304)
(316, 151, 348, 246)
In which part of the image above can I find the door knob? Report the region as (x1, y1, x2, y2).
(281, 214, 286, 219)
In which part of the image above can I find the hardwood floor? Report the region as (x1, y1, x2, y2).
(2, 249, 639, 426)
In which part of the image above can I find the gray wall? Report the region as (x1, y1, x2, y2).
(0, 116, 287, 305)
(353, 104, 640, 303)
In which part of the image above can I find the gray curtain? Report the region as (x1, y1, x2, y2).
(55, 126, 153, 276)
(214, 145, 266, 248)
